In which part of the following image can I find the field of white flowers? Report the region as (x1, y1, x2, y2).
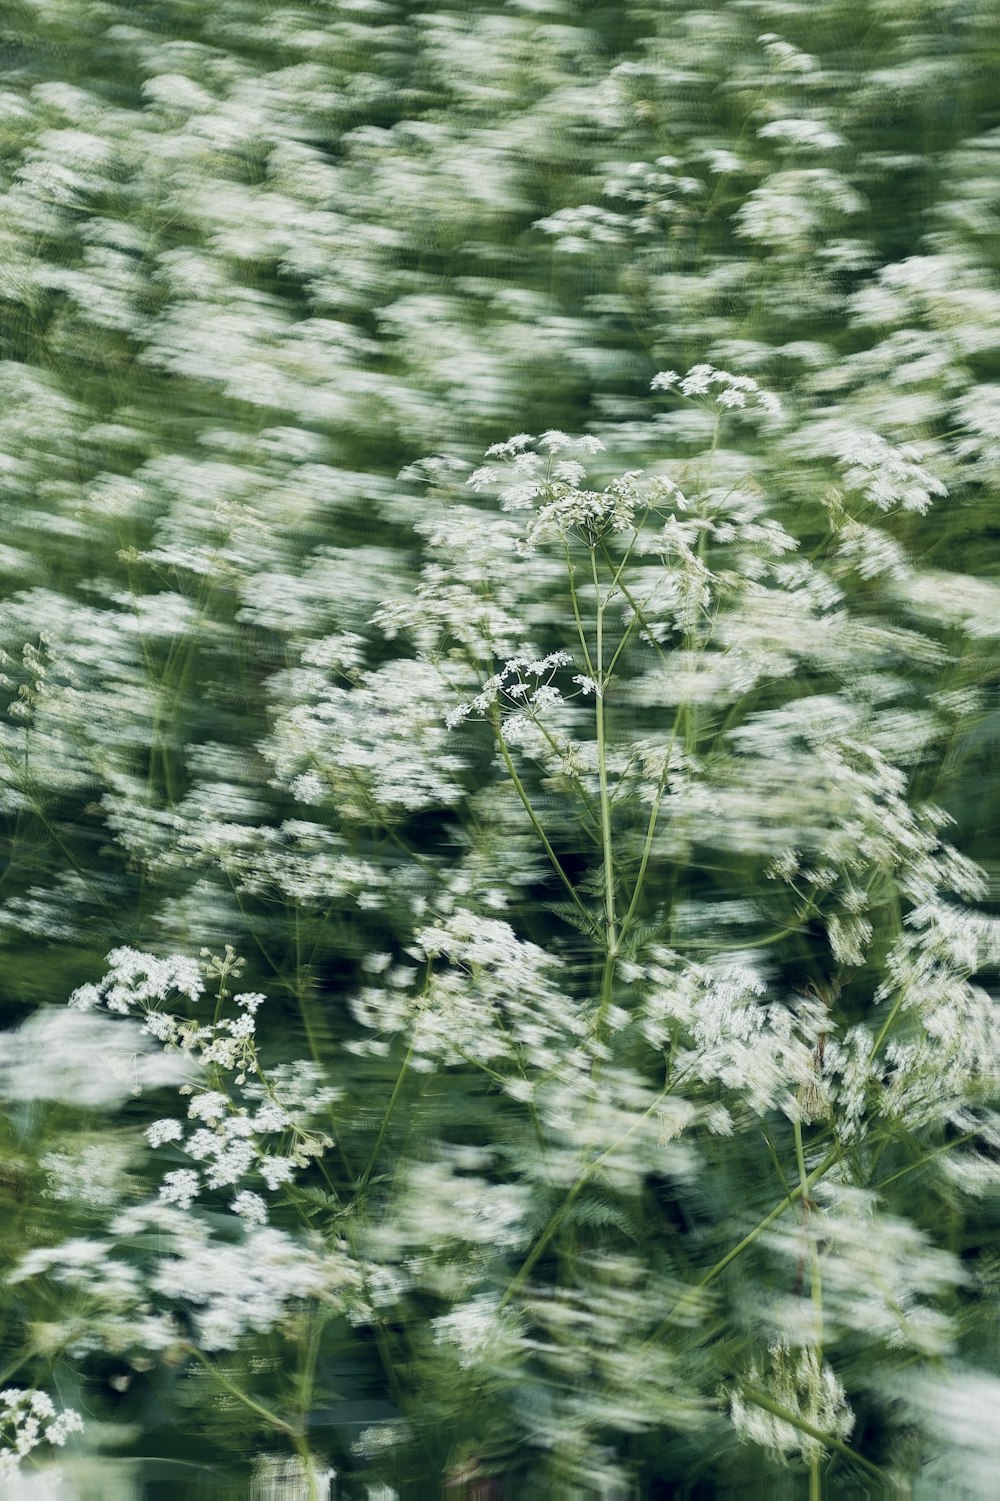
(0, 1, 998, 1496)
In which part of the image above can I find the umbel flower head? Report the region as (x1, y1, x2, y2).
(729, 1342, 854, 1466)
(0, 1388, 83, 1479)
(651, 362, 783, 417)
(467, 430, 682, 551)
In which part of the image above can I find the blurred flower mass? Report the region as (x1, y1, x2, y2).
(0, 1, 998, 1496)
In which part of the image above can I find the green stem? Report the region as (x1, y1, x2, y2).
(500, 1083, 670, 1308)
(794, 1115, 824, 1501)
(738, 1385, 899, 1490)
(643, 1148, 839, 1349)
(793, 1119, 823, 1327)
(874, 1129, 979, 1191)
(359, 1037, 416, 1188)
(603, 594, 643, 681)
(599, 545, 672, 670)
(564, 543, 594, 675)
(530, 714, 602, 834)
(869, 987, 906, 1061)
(760, 1127, 794, 1200)
(620, 763, 669, 936)
(188, 1349, 299, 1439)
(492, 713, 594, 930)
(590, 550, 617, 964)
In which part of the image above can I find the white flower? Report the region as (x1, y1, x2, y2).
(485, 434, 532, 459)
(146, 1118, 184, 1148)
(717, 387, 747, 409)
(680, 363, 713, 396)
(188, 1091, 230, 1124)
(758, 118, 846, 151)
(259, 1155, 297, 1191)
(46, 1408, 84, 1446)
(203, 1138, 257, 1190)
(552, 459, 587, 485)
(231, 1190, 269, 1226)
(730, 1344, 854, 1465)
(151, 1226, 328, 1350)
(0, 1389, 83, 1472)
(0, 1010, 192, 1106)
(253, 1101, 291, 1132)
(159, 1169, 200, 1209)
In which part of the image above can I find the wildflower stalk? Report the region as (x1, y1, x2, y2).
(793, 1114, 825, 1501)
(619, 733, 675, 935)
(874, 1129, 980, 1191)
(644, 1148, 840, 1348)
(598, 544, 671, 669)
(868, 988, 906, 1062)
(499, 1079, 674, 1309)
(359, 1035, 416, 1189)
(187, 1348, 300, 1440)
(590, 547, 618, 1036)
(490, 708, 594, 930)
(564, 543, 594, 676)
(738, 1385, 899, 1491)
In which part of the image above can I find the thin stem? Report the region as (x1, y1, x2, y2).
(643, 1148, 839, 1349)
(874, 1129, 979, 1191)
(602, 606, 643, 689)
(738, 1385, 899, 1490)
(492, 712, 594, 930)
(869, 987, 906, 1062)
(598, 547, 672, 670)
(619, 764, 669, 936)
(292, 1312, 328, 1499)
(564, 543, 594, 675)
(529, 714, 602, 834)
(760, 1127, 794, 1200)
(590, 549, 618, 964)
(500, 1082, 670, 1309)
(187, 1349, 299, 1439)
(794, 1115, 824, 1501)
(359, 1037, 416, 1189)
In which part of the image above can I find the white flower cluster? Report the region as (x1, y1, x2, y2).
(651, 363, 782, 416)
(766, 1185, 963, 1355)
(838, 431, 947, 514)
(69, 946, 203, 1015)
(730, 1343, 853, 1466)
(11, 1234, 181, 1359)
(351, 907, 585, 1081)
(467, 431, 678, 551)
(432, 1293, 525, 1373)
(735, 168, 862, 249)
(796, 420, 948, 514)
(0, 1007, 193, 1106)
(759, 32, 817, 73)
(757, 117, 846, 152)
(149, 1221, 332, 1352)
(0, 1389, 83, 1479)
(532, 203, 631, 252)
(632, 948, 828, 1120)
(534, 156, 702, 251)
(445, 650, 572, 734)
(13, 1203, 345, 1357)
(70, 949, 336, 1219)
(265, 656, 468, 822)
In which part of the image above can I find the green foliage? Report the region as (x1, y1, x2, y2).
(0, 1, 998, 1497)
